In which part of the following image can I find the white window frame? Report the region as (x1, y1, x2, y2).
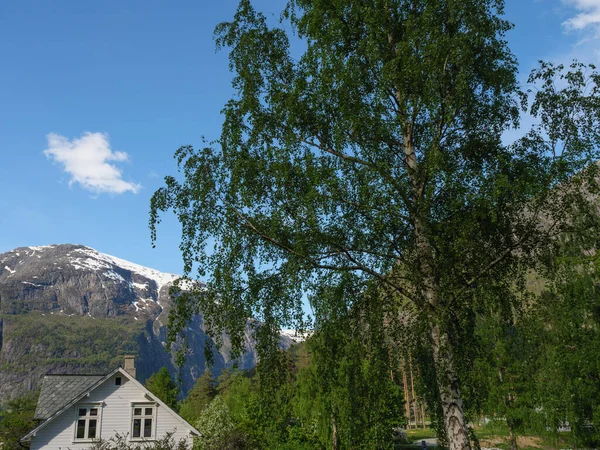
(73, 403, 103, 443)
(130, 402, 157, 441)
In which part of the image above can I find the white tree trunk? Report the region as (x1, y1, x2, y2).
(431, 323, 471, 450)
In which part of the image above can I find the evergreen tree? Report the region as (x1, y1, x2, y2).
(179, 369, 217, 423)
(145, 367, 179, 411)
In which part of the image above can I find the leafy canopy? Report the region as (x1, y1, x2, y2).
(151, 2, 600, 446)
(151, 0, 599, 354)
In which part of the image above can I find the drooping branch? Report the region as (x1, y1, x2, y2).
(224, 198, 415, 302)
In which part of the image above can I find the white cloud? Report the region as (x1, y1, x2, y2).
(563, 0, 600, 31)
(44, 132, 141, 195)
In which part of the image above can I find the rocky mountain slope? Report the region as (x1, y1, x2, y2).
(0, 244, 297, 402)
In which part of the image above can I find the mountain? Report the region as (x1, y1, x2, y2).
(0, 244, 297, 402)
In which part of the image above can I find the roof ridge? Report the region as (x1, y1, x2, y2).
(44, 373, 107, 377)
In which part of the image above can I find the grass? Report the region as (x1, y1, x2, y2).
(473, 420, 579, 450)
(394, 427, 437, 449)
(407, 428, 437, 441)
(393, 422, 580, 450)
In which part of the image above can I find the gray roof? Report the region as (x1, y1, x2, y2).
(35, 375, 105, 420)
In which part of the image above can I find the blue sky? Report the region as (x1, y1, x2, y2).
(1, 0, 599, 278)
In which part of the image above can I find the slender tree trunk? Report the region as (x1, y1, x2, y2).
(431, 322, 471, 450)
(508, 422, 518, 450)
(331, 412, 339, 450)
(409, 355, 419, 430)
(421, 402, 426, 429)
(400, 96, 471, 450)
(402, 362, 412, 428)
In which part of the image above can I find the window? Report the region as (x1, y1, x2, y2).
(115, 377, 122, 386)
(131, 404, 156, 440)
(74, 405, 102, 441)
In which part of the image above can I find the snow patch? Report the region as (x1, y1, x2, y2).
(70, 257, 111, 271)
(4, 266, 15, 275)
(22, 281, 44, 287)
(131, 282, 149, 290)
(28, 245, 54, 252)
(104, 270, 126, 283)
(280, 329, 311, 343)
(70, 247, 180, 295)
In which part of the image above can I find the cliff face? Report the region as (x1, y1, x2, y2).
(0, 244, 290, 402)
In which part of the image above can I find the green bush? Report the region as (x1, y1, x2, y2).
(83, 431, 189, 450)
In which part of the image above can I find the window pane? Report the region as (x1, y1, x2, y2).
(78, 408, 87, 416)
(145, 408, 153, 416)
(133, 419, 141, 438)
(143, 419, 152, 437)
(76, 419, 86, 439)
(134, 408, 142, 416)
(89, 408, 98, 416)
(88, 419, 97, 439)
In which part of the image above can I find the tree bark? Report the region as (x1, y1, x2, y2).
(431, 322, 471, 450)
(402, 362, 412, 428)
(409, 355, 419, 431)
(508, 422, 518, 450)
(331, 412, 339, 450)
(400, 93, 471, 450)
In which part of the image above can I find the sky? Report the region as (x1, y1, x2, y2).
(1, 0, 600, 279)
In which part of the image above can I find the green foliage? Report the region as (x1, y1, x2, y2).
(0, 313, 144, 371)
(535, 258, 600, 447)
(151, 0, 600, 447)
(85, 431, 189, 450)
(0, 390, 38, 450)
(293, 289, 405, 449)
(176, 292, 405, 449)
(145, 367, 180, 411)
(194, 396, 250, 450)
(179, 370, 217, 423)
(472, 310, 543, 447)
(217, 357, 295, 448)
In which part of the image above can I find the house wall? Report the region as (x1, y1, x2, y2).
(30, 373, 195, 450)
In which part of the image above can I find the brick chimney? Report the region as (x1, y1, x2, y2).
(124, 355, 136, 378)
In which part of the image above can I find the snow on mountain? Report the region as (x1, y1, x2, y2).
(0, 244, 302, 403)
(68, 246, 180, 295)
(280, 329, 311, 343)
(0, 244, 298, 343)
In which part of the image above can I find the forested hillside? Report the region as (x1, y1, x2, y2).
(0, 244, 296, 402)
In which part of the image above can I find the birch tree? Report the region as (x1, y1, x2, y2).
(150, 1, 600, 448)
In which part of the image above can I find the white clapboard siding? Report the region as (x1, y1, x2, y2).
(30, 373, 194, 450)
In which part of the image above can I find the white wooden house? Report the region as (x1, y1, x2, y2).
(22, 357, 200, 449)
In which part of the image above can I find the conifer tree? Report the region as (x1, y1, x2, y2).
(145, 367, 180, 411)
(179, 369, 217, 423)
